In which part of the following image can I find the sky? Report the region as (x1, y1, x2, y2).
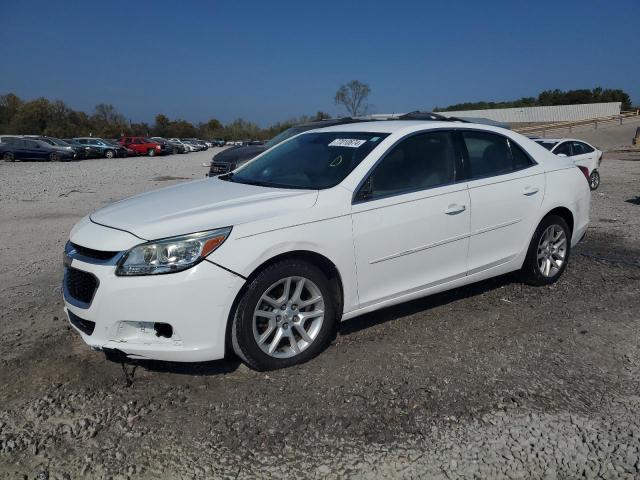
(1, 0, 638, 127)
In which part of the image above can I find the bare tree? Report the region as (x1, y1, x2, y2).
(334, 80, 371, 117)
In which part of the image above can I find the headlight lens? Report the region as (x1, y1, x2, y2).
(116, 227, 231, 276)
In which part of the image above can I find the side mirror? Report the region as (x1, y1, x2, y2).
(557, 153, 567, 157)
(355, 176, 374, 202)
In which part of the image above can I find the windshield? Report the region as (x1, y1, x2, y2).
(535, 140, 558, 151)
(227, 131, 388, 189)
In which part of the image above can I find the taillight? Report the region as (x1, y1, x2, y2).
(577, 166, 590, 182)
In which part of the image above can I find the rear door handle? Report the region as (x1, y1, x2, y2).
(444, 204, 466, 215)
(523, 186, 539, 196)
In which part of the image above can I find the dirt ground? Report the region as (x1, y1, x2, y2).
(0, 147, 639, 479)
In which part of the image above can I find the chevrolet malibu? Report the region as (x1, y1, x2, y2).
(63, 121, 590, 370)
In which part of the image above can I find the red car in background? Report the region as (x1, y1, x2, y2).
(118, 136, 164, 156)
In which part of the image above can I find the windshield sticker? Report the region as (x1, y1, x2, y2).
(328, 138, 367, 148)
(370, 136, 380, 142)
(329, 156, 343, 167)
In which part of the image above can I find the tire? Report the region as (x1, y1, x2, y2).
(231, 259, 337, 371)
(518, 215, 571, 286)
(105, 149, 115, 159)
(147, 149, 156, 157)
(2, 152, 14, 162)
(49, 152, 60, 162)
(589, 170, 600, 190)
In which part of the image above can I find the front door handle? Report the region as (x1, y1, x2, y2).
(444, 204, 466, 215)
(523, 186, 539, 196)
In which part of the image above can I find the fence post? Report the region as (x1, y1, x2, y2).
(594, 119, 598, 129)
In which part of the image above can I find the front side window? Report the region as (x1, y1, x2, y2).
(228, 131, 388, 189)
(462, 131, 533, 179)
(554, 142, 572, 156)
(361, 131, 456, 200)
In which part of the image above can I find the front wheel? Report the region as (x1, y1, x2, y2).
(589, 170, 600, 190)
(231, 260, 337, 371)
(518, 215, 571, 286)
(147, 149, 156, 157)
(105, 149, 115, 159)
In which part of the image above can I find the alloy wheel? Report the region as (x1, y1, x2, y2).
(537, 225, 567, 277)
(590, 171, 600, 190)
(252, 276, 325, 358)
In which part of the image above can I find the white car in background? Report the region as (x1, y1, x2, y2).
(63, 120, 590, 370)
(168, 138, 196, 152)
(534, 138, 602, 190)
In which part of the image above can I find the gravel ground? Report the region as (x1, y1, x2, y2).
(0, 146, 639, 479)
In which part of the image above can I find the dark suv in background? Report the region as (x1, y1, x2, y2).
(208, 117, 365, 176)
(74, 137, 128, 158)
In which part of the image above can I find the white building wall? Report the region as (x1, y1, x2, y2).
(436, 102, 621, 123)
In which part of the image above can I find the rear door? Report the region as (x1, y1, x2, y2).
(351, 130, 471, 306)
(460, 130, 544, 274)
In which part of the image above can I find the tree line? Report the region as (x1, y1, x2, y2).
(436, 87, 633, 112)
(0, 92, 331, 141)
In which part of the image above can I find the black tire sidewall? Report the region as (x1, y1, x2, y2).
(3, 152, 14, 162)
(232, 260, 337, 371)
(519, 215, 571, 286)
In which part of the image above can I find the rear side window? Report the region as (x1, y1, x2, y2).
(365, 131, 456, 200)
(554, 142, 572, 156)
(572, 142, 593, 155)
(461, 131, 533, 180)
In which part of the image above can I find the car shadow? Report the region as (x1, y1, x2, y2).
(339, 273, 515, 336)
(624, 196, 640, 205)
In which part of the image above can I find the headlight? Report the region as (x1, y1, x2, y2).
(116, 227, 231, 276)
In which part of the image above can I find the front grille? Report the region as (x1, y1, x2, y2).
(209, 162, 231, 175)
(68, 310, 95, 335)
(71, 243, 118, 261)
(65, 267, 98, 305)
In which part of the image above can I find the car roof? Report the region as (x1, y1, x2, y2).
(534, 138, 593, 145)
(312, 120, 512, 135)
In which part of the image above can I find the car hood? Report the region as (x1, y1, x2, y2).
(90, 177, 318, 240)
(212, 145, 266, 164)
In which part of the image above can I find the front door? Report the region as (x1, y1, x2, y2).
(351, 130, 470, 307)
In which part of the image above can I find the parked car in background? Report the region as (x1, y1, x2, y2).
(211, 139, 226, 147)
(63, 120, 590, 370)
(208, 117, 368, 176)
(118, 137, 164, 156)
(74, 137, 128, 159)
(63, 138, 102, 158)
(106, 139, 136, 157)
(1, 137, 76, 161)
(150, 137, 183, 154)
(37, 136, 87, 159)
(168, 138, 196, 152)
(534, 138, 602, 190)
(183, 139, 206, 152)
(184, 138, 208, 150)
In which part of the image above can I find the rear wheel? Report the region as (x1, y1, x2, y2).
(589, 170, 600, 190)
(231, 260, 337, 371)
(3, 152, 14, 162)
(147, 149, 156, 157)
(49, 152, 60, 162)
(518, 215, 571, 286)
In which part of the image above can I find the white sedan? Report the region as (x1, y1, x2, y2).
(534, 138, 603, 190)
(63, 121, 590, 370)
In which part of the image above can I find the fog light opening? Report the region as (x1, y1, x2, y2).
(154, 323, 173, 338)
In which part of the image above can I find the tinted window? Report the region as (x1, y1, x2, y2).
(25, 140, 41, 148)
(572, 142, 593, 155)
(510, 141, 535, 170)
(462, 131, 513, 179)
(553, 142, 572, 156)
(535, 140, 558, 151)
(364, 131, 456, 200)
